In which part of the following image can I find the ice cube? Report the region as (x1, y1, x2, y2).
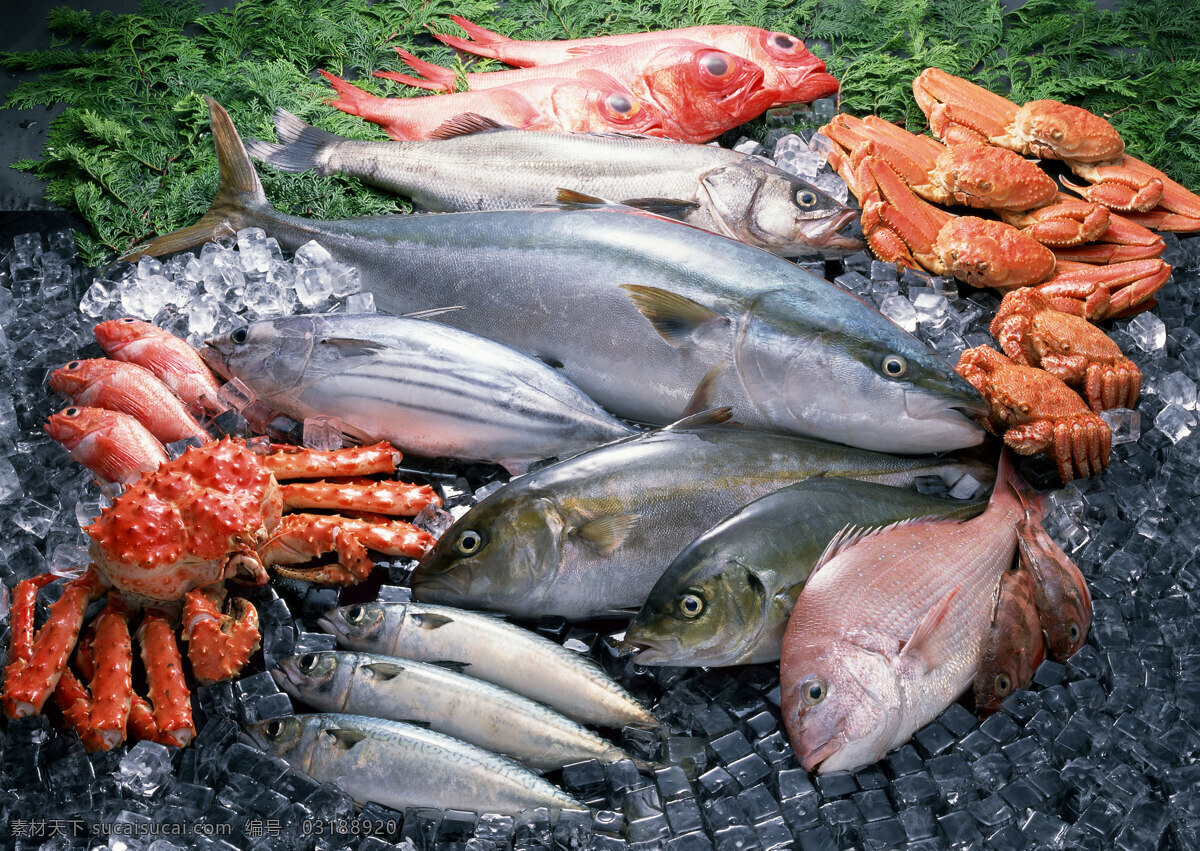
(732, 137, 764, 156)
(1099, 408, 1141, 445)
(302, 415, 343, 451)
(136, 256, 164, 280)
(1126, 312, 1166, 351)
(295, 266, 334, 307)
(294, 240, 334, 267)
(949, 473, 984, 500)
(218, 378, 257, 412)
(870, 260, 898, 282)
(344, 292, 375, 313)
(413, 503, 455, 538)
(811, 170, 849, 204)
(79, 280, 117, 319)
(329, 264, 362, 298)
(0, 455, 22, 503)
(880, 295, 919, 333)
(14, 497, 56, 538)
(116, 740, 174, 796)
(1158, 371, 1197, 409)
(1154, 402, 1196, 443)
(186, 293, 222, 338)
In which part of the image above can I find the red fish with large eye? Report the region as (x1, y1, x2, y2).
(366, 41, 779, 143)
(428, 17, 837, 106)
(94, 318, 224, 415)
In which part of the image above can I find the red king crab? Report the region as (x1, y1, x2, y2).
(3, 435, 439, 751)
(956, 345, 1111, 482)
(992, 288, 1142, 411)
(912, 68, 1200, 232)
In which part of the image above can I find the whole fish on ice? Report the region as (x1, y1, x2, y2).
(203, 313, 634, 473)
(780, 450, 1025, 774)
(247, 111, 859, 257)
(126, 99, 986, 455)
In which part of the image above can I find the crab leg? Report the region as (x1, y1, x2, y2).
(1034, 258, 1171, 321)
(183, 584, 260, 688)
(2, 568, 107, 718)
(261, 441, 400, 480)
(1050, 210, 1165, 263)
(54, 604, 134, 751)
(4, 574, 58, 673)
(138, 608, 196, 746)
(263, 514, 438, 585)
(280, 478, 440, 516)
(1076, 156, 1200, 230)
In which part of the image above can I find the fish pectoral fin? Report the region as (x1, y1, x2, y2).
(553, 188, 614, 209)
(664, 407, 733, 430)
(899, 586, 962, 674)
(324, 728, 368, 751)
(620, 285, 729, 349)
(571, 512, 641, 556)
(534, 354, 565, 369)
(428, 112, 514, 139)
(410, 613, 455, 630)
(681, 364, 727, 418)
(426, 660, 470, 674)
(319, 337, 392, 358)
(618, 197, 701, 219)
(362, 661, 406, 681)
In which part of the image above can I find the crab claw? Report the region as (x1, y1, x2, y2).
(183, 585, 261, 686)
(1033, 259, 1171, 321)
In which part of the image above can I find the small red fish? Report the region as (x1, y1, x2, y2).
(93, 319, 224, 415)
(364, 41, 779, 143)
(45, 406, 167, 486)
(431, 17, 837, 107)
(1015, 488, 1092, 660)
(322, 71, 666, 141)
(972, 562, 1046, 716)
(49, 359, 211, 445)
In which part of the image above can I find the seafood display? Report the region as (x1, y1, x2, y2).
(126, 99, 987, 455)
(203, 313, 636, 473)
(241, 714, 583, 816)
(626, 478, 986, 667)
(273, 651, 635, 771)
(246, 111, 859, 256)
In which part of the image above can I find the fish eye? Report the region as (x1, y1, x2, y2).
(881, 354, 908, 379)
(700, 53, 732, 79)
(770, 33, 798, 52)
(604, 92, 639, 118)
(345, 605, 366, 624)
(678, 592, 705, 619)
(795, 190, 817, 207)
(231, 327, 249, 345)
(66, 361, 81, 371)
(1068, 622, 1080, 642)
(265, 719, 285, 739)
(298, 653, 319, 673)
(995, 673, 1012, 695)
(453, 530, 485, 556)
(801, 676, 827, 706)
(64, 407, 81, 417)
(120, 317, 137, 324)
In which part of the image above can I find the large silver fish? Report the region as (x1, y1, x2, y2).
(273, 650, 633, 771)
(246, 109, 860, 257)
(241, 714, 582, 815)
(780, 451, 1025, 774)
(626, 478, 986, 667)
(126, 98, 987, 456)
(412, 416, 995, 620)
(318, 601, 655, 728)
(203, 314, 634, 473)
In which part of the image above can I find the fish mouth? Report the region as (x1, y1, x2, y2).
(316, 614, 343, 638)
(199, 344, 232, 379)
(799, 721, 848, 772)
(797, 209, 862, 251)
(408, 567, 468, 602)
(271, 666, 300, 689)
(626, 634, 680, 665)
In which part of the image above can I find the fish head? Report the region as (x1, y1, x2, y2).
(44, 406, 115, 450)
(699, 165, 861, 256)
(203, 319, 316, 390)
(48, 359, 111, 399)
(781, 635, 903, 774)
(733, 287, 988, 453)
(240, 715, 315, 767)
(319, 602, 393, 649)
(411, 490, 566, 611)
(93, 317, 160, 356)
(628, 537, 785, 667)
(639, 46, 775, 138)
(273, 651, 354, 707)
(552, 76, 665, 136)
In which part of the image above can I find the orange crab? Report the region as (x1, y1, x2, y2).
(912, 68, 1200, 231)
(841, 150, 1170, 319)
(992, 288, 1142, 411)
(956, 345, 1111, 482)
(2, 437, 439, 751)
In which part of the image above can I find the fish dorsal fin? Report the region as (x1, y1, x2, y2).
(620, 285, 728, 348)
(812, 516, 949, 577)
(618, 197, 701, 218)
(427, 659, 470, 674)
(554, 188, 614, 209)
(325, 728, 367, 751)
(899, 586, 961, 673)
(362, 660, 406, 681)
(681, 364, 726, 418)
(404, 306, 465, 320)
(664, 407, 733, 430)
(536, 354, 565, 369)
(571, 513, 641, 555)
(429, 112, 514, 139)
(410, 612, 454, 630)
(320, 337, 391, 358)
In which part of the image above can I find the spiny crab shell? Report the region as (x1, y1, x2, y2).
(85, 438, 274, 601)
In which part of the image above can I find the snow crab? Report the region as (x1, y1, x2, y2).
(840, 150, 1170, 320)
(992, 288, 1142, 411)
(2, 436, 439, 751)
(912, 68, 1200, 231)
(956, 345, 1111, 482)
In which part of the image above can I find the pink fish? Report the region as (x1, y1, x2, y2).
(45, 406, 167, 486)
(430, 16, 837, 107)
(1016, 489, 1092, 660)
(92, 319, 224, 415)
(972, 563, 1046, 716)
(781, 450, 1025, 773)
(49, 359, 210, 445)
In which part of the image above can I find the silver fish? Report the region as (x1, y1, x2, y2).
(627, 478, 986, 667)
(246, 109, 860, 257)
(780, 451, 1025, 774)
(241, 713, 582, 815)
(318, 601, 655, 729)
(203, 314, 634, 473)
(412, 415, 995, 620)
(273, 650, 633, 771)
(126, 99, 987, 456)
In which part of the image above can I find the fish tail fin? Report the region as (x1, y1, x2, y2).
(433, 15, 512, 58)
(322, 70, 384, 118)
(381, 47, 456, 92)
(373, 68, 447, 92)
(121, 97, 269, 262)
(245, 109, 344, 175)
(995, 447, 1038, 512)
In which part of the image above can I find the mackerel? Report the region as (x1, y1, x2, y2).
(241, 713, 582, 815)
(126, 99, 987, 455)
(273, 650, 634, 771)
(318, 601, 655, 728)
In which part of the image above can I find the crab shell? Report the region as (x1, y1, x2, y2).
(84, 438, 276, 602)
